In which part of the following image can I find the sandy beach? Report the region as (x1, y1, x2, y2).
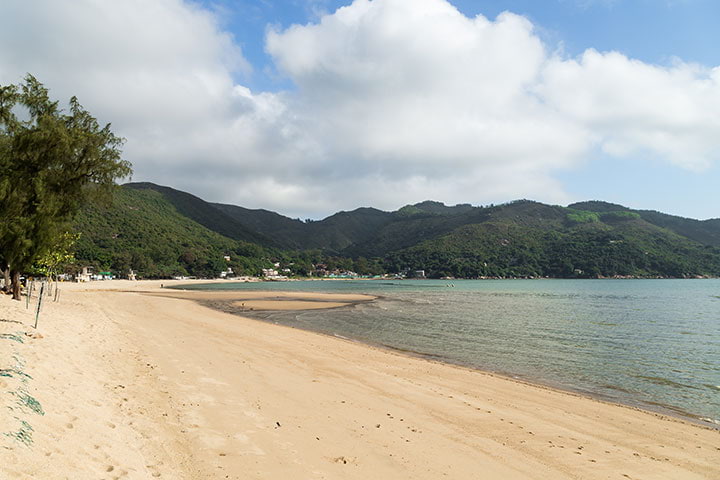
(1, 280, 718, 479)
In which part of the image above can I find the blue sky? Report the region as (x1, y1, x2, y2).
(2, 0, 718, 219)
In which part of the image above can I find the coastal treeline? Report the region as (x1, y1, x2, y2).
(0, 76, 131, 298)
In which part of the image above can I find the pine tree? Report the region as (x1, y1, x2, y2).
(0, 75, 131, 299)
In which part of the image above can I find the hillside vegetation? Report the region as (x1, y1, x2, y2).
(71, 183, 720, 279)
(74, 187, 271, 278)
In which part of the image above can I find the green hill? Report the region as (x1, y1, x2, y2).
(344, 201, 565, 258)
(212, 203, 309, 249)
(70, 183, 720, 279)
(73, 186, 272, 278)
(569, 201, 720, 247)
(215, 203, 394, 251)
(385, 208, 720, 278)
(124, 182, 273, 246)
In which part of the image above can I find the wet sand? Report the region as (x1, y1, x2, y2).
(147, 288, 375, 313)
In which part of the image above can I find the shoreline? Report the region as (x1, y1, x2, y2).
(2, 279, 718, 479)
(171, 276, 720, 284)
(360, 340, 720, 431)
(177, 288, 720, 432)
(353, 339, 720, 430)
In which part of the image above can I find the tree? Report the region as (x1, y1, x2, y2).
(0, 75, 131, 299)
(29, 232, 80, 278)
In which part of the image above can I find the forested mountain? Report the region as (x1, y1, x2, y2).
(211, 203, 308, 249)
(384, 206, 720, 278)
(71, 182, 720, 279)
(124, 182, 272, 246)
(73, 186, 272, 278)
(569, 201, 720, 247)
(214, 202, 394, 251)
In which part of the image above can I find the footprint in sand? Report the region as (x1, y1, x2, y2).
(64, 414, 79, 429)
(111, 468, 129, 479)
(146, 462, 163, 477)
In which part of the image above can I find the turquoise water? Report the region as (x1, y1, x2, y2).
(181, 279, 720, 427)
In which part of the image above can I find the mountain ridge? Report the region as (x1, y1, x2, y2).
(69, 182, 720, 279)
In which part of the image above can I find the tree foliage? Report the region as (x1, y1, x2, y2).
(30, 231, 80, 277)
(0, 75, 131, 298)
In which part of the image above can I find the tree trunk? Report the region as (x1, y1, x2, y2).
(10, 269, 21, 301)
(1, 266, 9, 294)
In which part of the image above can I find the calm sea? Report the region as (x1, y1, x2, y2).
(181, 279, 720, 427)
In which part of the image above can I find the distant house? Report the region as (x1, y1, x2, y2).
(262, 268, 287, 280)
(262, 268, 279, 277)
(77, 266, 93, 282)
(403, 269, 426, 279)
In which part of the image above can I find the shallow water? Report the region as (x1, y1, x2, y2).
(182, 279, 720, 426)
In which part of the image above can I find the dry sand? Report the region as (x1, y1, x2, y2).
(1, 279, 718, 479)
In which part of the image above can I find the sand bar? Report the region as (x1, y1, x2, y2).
(148, 289, 376, 303)
(1, 279, 718, 479)
(147, 288, 375, 312)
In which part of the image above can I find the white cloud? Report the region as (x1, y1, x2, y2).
(264, 0, 589, 206)
(540, 50, 720, 170)
(0, 0, 277, 193)
(1, 0, 718, 218)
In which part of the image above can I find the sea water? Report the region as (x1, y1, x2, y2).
(182, 279, 720, 427)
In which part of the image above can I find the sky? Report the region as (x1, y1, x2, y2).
(0, 0, 718, 220)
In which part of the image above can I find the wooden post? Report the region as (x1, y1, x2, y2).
(25, 281, 34, 309)
(54, 286, 59, 303)
(34, 283, 45, 329)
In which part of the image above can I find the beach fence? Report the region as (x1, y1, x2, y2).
(23, 279, 59, 329)
(17, 278, 61, 328)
